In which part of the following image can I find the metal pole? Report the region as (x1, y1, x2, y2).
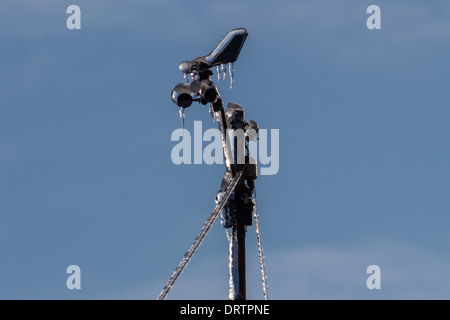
(234, 128, 246, 301)
(229, 116, 250, 300)
(236, 224, 247, 300)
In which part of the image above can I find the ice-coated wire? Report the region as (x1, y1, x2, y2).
(157, 167, 247, 300)
(253, 191, 269, 300)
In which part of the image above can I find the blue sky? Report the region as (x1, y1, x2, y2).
(1, 0, 450, 299)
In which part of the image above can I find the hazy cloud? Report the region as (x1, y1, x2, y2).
(123, 242, 450, 300)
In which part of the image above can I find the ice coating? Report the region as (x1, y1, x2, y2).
(178, 107, 185, 130)
(229, 62, 235, 89)
(227, 228, 239, 300)
(253, 194, 269, 300)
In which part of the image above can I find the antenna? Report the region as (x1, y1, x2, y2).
(160, 28, 268, 300)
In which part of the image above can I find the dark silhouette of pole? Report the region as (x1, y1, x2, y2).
(237, 224, 247, 300)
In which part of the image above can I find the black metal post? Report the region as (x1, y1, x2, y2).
(236, 224, 247, 300)
(233, 125, 247, 300)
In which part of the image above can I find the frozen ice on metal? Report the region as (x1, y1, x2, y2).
(209, 104, 216, 121)
(210, 105, 217, 123)
(179, 107, 186, 130)
(253, 194, 269, 300)
(229, 62, 235, 89)
(227, 228, 239, 300)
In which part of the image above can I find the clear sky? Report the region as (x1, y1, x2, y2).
(1, 0, 450, 299)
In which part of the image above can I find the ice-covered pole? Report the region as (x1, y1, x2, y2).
(164, 28, 259, 300)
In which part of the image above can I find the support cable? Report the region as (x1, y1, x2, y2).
(157, 167, 246, 300)
(253, 190, 269, 300)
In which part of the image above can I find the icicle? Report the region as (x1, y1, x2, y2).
(179, 107, 186, 130)
(209, 104, 215, 120)
(217, 65, 221, 81)
(223, 63, 227, 81)
(229, 62, 234, 89)
(184, 73, 188, 83)
(209, 104, 217, 123)
(213, 106, 217, 123)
